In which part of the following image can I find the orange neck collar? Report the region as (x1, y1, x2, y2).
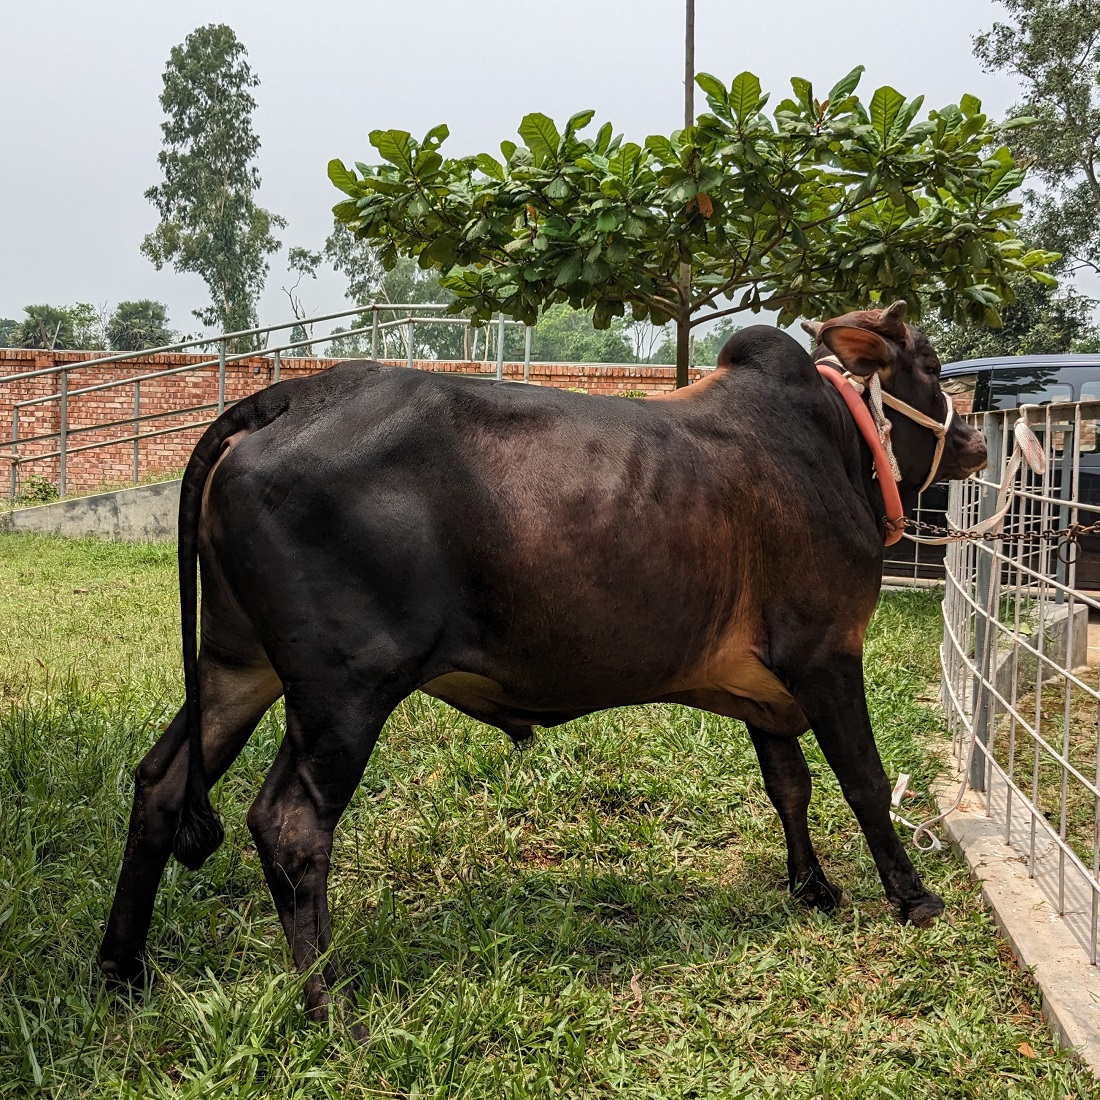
(816, 362, 905, 547)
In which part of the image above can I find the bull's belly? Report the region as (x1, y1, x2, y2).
(418, 649, 809, 738)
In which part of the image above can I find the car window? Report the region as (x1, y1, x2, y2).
(941, 372, 983, 415)
(1077, 381, 1100, 453)
(988, 367, 1073, 410)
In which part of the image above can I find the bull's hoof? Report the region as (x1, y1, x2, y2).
(898, 892, 945, 927)
(97, 951, 147, 988)
(791, 870, 843, 911)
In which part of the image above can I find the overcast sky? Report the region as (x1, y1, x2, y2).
(1, 0, 1026, 337)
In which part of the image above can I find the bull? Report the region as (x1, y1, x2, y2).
(98, 302, 987, 1028)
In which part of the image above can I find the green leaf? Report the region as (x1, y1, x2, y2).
(645, 134, 677, 162)
(1000, 115, 1039, 131)
(827, 65, 864, 104)
(790, 76, 814, 112)
(695, 72, 728, 103)
(327, 159, 359, 196)
(730, 71, 763, 121)
(518, 113, 562, 161)
(500, 139, 517, 162)
(475, 153, 506, 182)
(870, 87, 905, 145)
(564, 109, 596, 138)
(554, 254, 583, 287)
(959, 93, 982, 119)
(423, 123, 450, 147)
(369, 129, 416, 175)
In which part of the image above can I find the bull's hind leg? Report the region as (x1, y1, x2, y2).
(747, 725, 842, 910)
(98, 654, 282, 982)
(789, 653, 943, 925)
(246, 683, 399, 1025)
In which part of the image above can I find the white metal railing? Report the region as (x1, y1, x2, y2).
(1, 305, 531, 501)
(941, 399, 1100, 962)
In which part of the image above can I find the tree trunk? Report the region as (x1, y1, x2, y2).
(675, 310, 691, 388)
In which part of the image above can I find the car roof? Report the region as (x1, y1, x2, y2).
(941, 354, 1100, 375)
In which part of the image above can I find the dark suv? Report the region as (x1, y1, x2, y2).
(882, 355, 1100, 585)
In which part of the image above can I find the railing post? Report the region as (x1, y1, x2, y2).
(218, 338, 227, 414)
(132, 380, 141, 484)
(969, 413, 1005, 793)
(59, 367, 68, 498)
(371, 306, 379, 360)
(273, 348, 281, 384)
(523, 325, 533, 383)
(496, 313, 505, 381)
(10, 408, 19, 502)
(407, 318, 414, 369)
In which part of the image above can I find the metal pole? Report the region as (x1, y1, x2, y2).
(273, 348, 281, 384)
(371, 306, 379, 360)
(59, 367, 68, 498)
(524, 325, 533, 382)
(676, 0, 695, 389)
(685, 0, 695, 129)
(407, 318, 415, 369)
(496, 314, 506, 380)
(969, 414, 1005, 793)
(10, 409, 19, 502)
(132, 380, 140, 484)
(218, 339, 227, 414)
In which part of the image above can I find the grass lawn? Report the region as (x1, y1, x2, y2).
(1, 532, 1097, 1099)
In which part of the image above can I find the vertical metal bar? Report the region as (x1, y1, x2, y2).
(218, 339, 227, 414)
(273, 348, 281, 384)
(371, 306, 379, 360)
(970, 414, 1004, 792)
(58, 367, 68, 498)
(407, 318, 414, 369)
(496, 313, 505, 381)
(132, 380, 140, 484)
(9, 408, 18, 502)
(524, 325, 533, 383)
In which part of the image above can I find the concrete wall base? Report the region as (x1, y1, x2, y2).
(0, 480, 181, 542)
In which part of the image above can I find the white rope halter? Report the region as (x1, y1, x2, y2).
(818, 354, 1048, 545)
(818, 354, 954, 493)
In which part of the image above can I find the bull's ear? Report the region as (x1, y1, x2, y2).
(821, 325, 896, 377)
(800, 319, 822, 339)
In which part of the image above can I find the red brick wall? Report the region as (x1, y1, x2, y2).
(0, 349, 707, 496)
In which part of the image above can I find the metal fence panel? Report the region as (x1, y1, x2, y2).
(942, 399, 1100, 963)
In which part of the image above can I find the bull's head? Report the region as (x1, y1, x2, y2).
(802, 302, 987, 489)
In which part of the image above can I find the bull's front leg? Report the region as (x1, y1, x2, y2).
(788, 652, 943, 925)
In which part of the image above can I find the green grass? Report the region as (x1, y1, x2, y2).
(0, 532, 1097, 1098)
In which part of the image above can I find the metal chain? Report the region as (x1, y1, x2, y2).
(886, 515, 1100, 546)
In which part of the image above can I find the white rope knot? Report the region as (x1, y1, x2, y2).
(839, 371, 904, 483)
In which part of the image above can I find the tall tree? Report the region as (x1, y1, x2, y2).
(330, 69, 1053, 386)
(919, 277, 1099, 361)
(975, 0, 1100, 275)
(322, 222, 466, 360)
(11, 305, 75, 350)
(107, 300, 175, 351)
(0, 319, 17, 347)
(142, 24, 285, 337)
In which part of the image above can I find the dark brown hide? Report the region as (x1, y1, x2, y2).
(99, 317, 985, 1029)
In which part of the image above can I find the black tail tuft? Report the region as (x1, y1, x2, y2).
(173, 794, 224, 870)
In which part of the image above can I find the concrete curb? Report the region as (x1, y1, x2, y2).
(937, 775, 1100, 1073)
(0, 479, 180, 541)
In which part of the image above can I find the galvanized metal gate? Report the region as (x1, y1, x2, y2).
(941, 399, 1100, 962)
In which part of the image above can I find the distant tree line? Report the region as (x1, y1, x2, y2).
(0, 300, 177, 352)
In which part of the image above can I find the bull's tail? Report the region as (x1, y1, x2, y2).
(173, 385, 292, 871)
